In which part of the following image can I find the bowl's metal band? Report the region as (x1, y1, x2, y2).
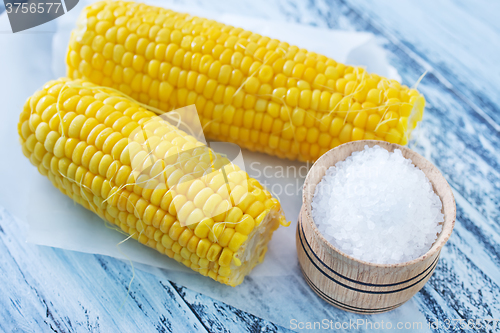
(297, 216, 439, 293)
(299, 266, 403, 313)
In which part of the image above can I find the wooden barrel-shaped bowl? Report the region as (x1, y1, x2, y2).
(296, 140, 456, 314)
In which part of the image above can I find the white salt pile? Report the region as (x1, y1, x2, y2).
(311, 145, 444, 264)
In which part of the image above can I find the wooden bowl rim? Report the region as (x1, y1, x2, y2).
(302, 140, 456, 268)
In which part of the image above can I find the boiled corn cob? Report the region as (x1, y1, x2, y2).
(67, 1, 425, 162)
(18, 78, 287, 286)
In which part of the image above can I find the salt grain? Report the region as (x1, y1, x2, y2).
(311, 145, 444, 264)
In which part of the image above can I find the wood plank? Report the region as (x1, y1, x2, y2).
(432, 243, 500, 322)
(0, 208, 207, 333)
(341, 0, 500, 127)
(413, 193, 500, 332)
(416, 241, 500, 333)
(0, 206, 292, 332)
(447, 0, 500, 33)
(170, 282, 293, 333)
(451, 192, 500, 284)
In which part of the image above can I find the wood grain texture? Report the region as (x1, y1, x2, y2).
(1, 0, 500, 331)
(343, 0, 500, 129)
(0, 208, 290, 333)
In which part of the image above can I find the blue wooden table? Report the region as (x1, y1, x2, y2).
(1, 0, 499, 332)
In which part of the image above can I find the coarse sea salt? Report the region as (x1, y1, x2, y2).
(311, 145, 444, 264)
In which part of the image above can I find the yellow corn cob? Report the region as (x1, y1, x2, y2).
(67, 1, 425, 162)
(18, 78, 287, 286)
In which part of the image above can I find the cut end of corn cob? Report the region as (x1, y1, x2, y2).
(18, 78, 287, 286)
(67, 0, 426, 162)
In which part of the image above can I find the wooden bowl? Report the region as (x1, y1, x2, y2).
(296, 140, 456, 314)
